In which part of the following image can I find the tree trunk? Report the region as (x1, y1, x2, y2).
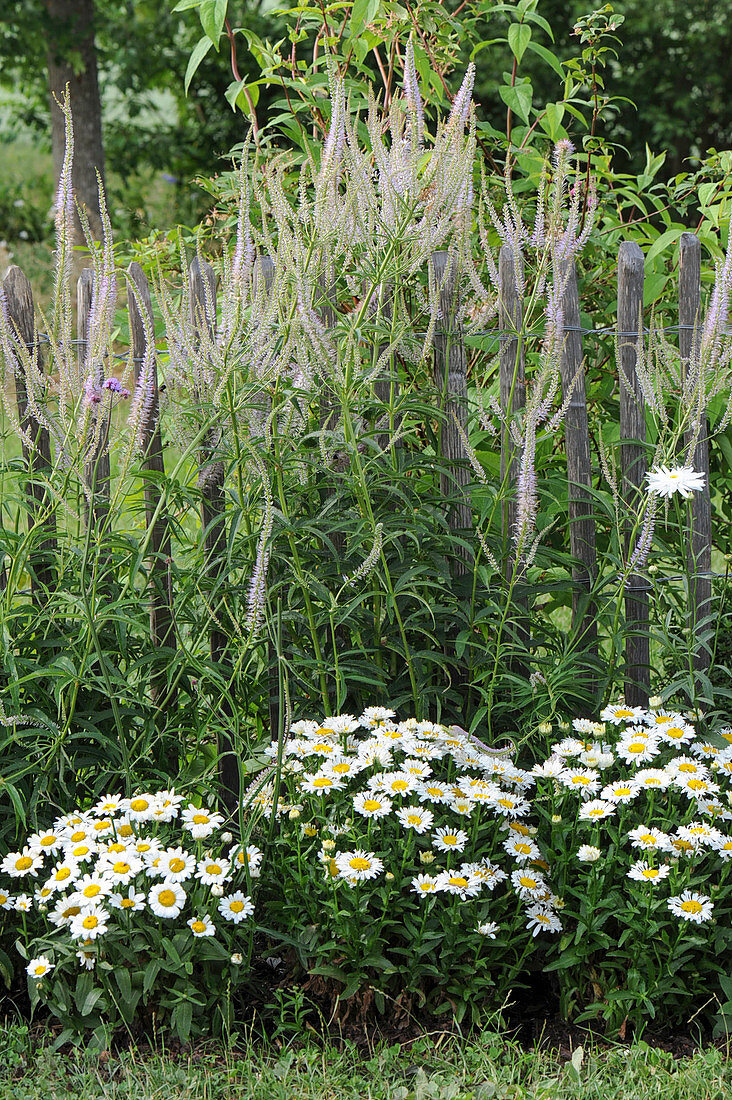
(44, 0, 105, 243)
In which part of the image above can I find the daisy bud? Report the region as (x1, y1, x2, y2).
(211, 884, 225, 897)
(551, 814, 562, 823)
(385, 872, 395, 881)
(538, 722, 552, 734)
(288, 808, 301, 820)
(221, 832, 233, 844)
(419, 851, 435, 865)
(321, 839, 336, 852)
(231, 953, 243, 965)
(649, 696, 663, 708)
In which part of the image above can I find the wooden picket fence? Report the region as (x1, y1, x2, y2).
(1, 231, 716, 797)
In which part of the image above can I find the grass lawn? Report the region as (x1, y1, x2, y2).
(0, 1025, 729, 1099)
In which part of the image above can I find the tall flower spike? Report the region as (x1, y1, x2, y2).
(403, 41, 424, 150)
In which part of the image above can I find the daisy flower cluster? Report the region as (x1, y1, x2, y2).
(1, 791, 258, 985)
(534, 704, 732, 927)
(262, 708, 563, 942)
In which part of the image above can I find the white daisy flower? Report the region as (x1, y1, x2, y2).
(187, 914, 216, 938)
(352, 792, 392, 819)
(503, 837, 540, 862)
(108, 887, 146, 912)
(476, 921, 499, 938)
(401, 759, 432, 778)
(654, 721, 695, 747)
(677, 822, 721, 847)
(27, 830, 62, 857)
(525, 905, 562, 936)
(77, 950, 96, 970)
(558, 769, 600, 797)
(601, 780, 641, 804)
(450, 798, 475, 816)
(666, 756, 709, 779)
(415, 781, 453, 805)
(360, 707, 396, 725)
(218, 891, 255, 922)
(711, 836, 732, 860)
(634, 769, 670, 791)
(148, 881, 186, 918)
(675, 775, 720, 799)
(26, 956, 54, 980)
(377, 771, 419, 797)
(511, 869, 547, 900)
(180, 804, 225, 839)
(320, 714, 360, 734)
(577, 845, 601, 863)
(0, 890, 14, 911)
(43, 859, 80, 893)
(125, 794, 158, 821)
(646, 464, 705, 499)
(75, 873, 114, 903)
(228, 845, 263, 878)
(231, 952, 244, 965)
(196, 856, 230, 886)
(436, 870, 481, 898)
(300, 772, 344, 795)
(627, 826, 672, 852)
(411, 873, 441, 896)
(531, 757, 567, 778)
(326, 758, 366, 779)
(432, 827, 469, 853)
(627, 861, 671, 883)
(667, 890, 713, 923)
(91, 794, 125, 817)
(600, 704, 647, 725)
(64, 841, 98, 863)
(616, 736, 660, 766)
(69, 904, 109, 941)
(578, 799, 615, 821)
(89, 818, 114, 837)
(334, 850, 384, 883)
(155, 848, 197, 883)
(1, 848, 44, 878)
(97, 854, 144, 885)
(14, 894, 32, 913)
(490, 792, 531, 817)
(48, 897, 83, 927)
(552, 738, 586, 757)
(395, 806, 434, 834)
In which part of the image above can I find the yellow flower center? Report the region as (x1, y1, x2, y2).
(63, 905, 81, 919)
(332, 763, 350, 774)
(407, 815, 421, 825)
(303, 826, 317, 837)
(70, 830, 87, 843)
(315, 728, 334, 737)
(130, 799, 149, 812)
(192, 814, 209, 825)
(108, 843, 125, 853)
(419, 882, 435, 892)
(55, 868, 72, 881)
(654, 716, 671, 724)
(113, 861, 131, 874)
(687, 779, 705, 790)
(680, 899, 702, 914)
(229, 900, 245, 913)
(588, 808, 605, 817)
(362, 799, 381, 812)
(391, 780, 408, 792)
(614, 709, 633, 718)
(82, 915, 99, 929)
(666, 727, 684, 738)
(519, 876, 537, 889)
(349, 857, 371, 871)
(93, 820, 112, 832)
(313, 777, 332, 788)
(119, 824, 133, 837)
(642, 868, 659, 879)
(615, 787, 632, 796)
(120, 898, 135, 908)
(72, 845, 92, 857)
(40, 836, 56, 847)
(158, 889, 177, 907)
(205, 863, 222, 875)
(640, 834, 656, 845)
(15, 856, 33, 871)
(678, 763, 697, 773)
(33, 965, 47, 976)
(449, 876, 468, 888)
(442, 835, 458, 845)
(627, 743, 645, 754)
(169, 858, 186, 873)
(191, 920, 207, 934)
(515, 842, 533, 854)
(312, 743, 333, 754)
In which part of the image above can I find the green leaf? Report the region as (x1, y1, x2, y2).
(508, 23, 532, 64)
(499, 82, 533, 124)
(172, 0, 203, 10)
(348, 0, 379, 39)
(541, 101, 565, 141)
(225, 79, 260, 112)
(525, 40, 564, 77)
(185, 36, 214, 93)
(143, 959, 161, 995)
(199, 0, 227, 45)
(172, 1000, 193, 1043)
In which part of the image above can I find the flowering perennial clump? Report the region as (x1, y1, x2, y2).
(1, 791, 258, 1041)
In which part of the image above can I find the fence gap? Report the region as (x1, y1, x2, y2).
(498, 244, 529, 675)
(127, 262, 176, 709)
(679, 232, 712, 673)
(559, 256, 598, 692)
(617, 240, 649, 706)
(2, 265, 56, 594)
(78, 267, 111, 530)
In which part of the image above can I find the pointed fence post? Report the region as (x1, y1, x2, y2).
(618, 241, 649, 706)
(2, 265, 56, 593)
(127, 262, 176, 706)
(679, 232, 712, 672)
(559, 257, 598, 690)
(430, 251, 471, 572)
(78, 267, 110, 530)
(498, 245, 529, 674)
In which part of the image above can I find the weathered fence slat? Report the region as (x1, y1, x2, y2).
(430, 250, 471, 571)
(2, 265, 56, 593)
(679, 232, 712, 672)
(498, 244, 529, 670)
(559, 257, 598, 679)
(617, 240, 649, 706)
(188, 256, 227, 666)
(127, 262, 176, 704)
(78, 267, 111, 529)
